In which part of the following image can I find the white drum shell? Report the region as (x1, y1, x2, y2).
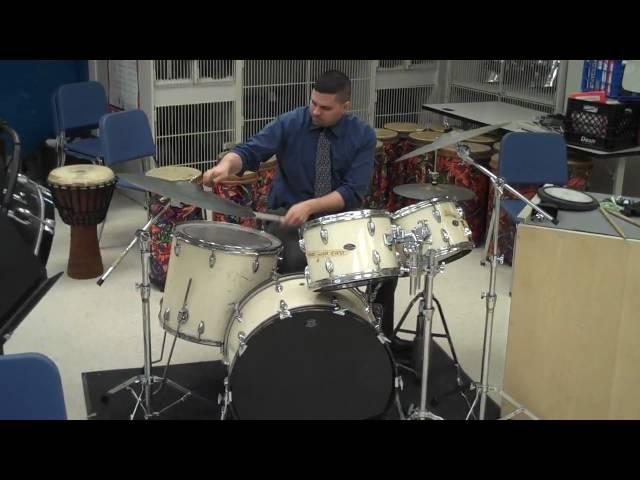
(160, 227, 280, 346)
(392, 199, 474, 264)
(223, 274, 375, 368)
(300, 211, 399, 291)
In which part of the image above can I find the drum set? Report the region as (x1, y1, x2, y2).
(42, 122, 559, 420)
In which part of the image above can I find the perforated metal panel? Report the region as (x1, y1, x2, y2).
(447, 60, 563, 113)
(154, 60, 235, 84)
(154, 102, 235, 170)
(241, 60, 374, 141)
(375, 85, 436, 128)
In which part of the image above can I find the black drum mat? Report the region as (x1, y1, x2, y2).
(82, 342, 500, 421)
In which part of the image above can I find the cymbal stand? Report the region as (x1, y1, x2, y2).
(97, 201, 212, 419)
(455, 143, 557, 420)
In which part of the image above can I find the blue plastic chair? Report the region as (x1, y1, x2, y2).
(497, 132, 568, 223)
(97, 109, 156, 239)
(52, 81, 108, 167)
(0, 352, 67, 420)
(484, 131, 568, 268)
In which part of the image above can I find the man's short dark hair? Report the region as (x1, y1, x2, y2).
(313, 70, 351, 102)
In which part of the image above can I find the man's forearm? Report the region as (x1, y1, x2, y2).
(220, 152, 244, 176)
(307, 191, 346, 216)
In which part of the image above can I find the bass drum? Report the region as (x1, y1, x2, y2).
(222, 274, 398, 420)
(5, 173, 55, 266)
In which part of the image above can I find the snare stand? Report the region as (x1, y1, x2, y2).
(97, 202, 213, 420)
(406, 251, 444, 420)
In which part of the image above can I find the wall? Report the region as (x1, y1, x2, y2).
(0, 60, 89, 157)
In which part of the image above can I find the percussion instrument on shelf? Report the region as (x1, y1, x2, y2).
(47, 164, 116, 279)
(159, 221, 282, 346)
(391, 197, 474, 266)
(299, 210, 400, 292)
(220, 273, 398, 420)
(145, 165, 204, 291)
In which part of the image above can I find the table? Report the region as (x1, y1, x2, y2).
(422, 101, 640, 196)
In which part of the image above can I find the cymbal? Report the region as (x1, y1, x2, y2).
(118, 173, 254, 218)
(395, 123, 509, 163)
(393, 183, 476, 202)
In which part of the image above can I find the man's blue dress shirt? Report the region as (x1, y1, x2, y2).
(232, 106, 376, 213)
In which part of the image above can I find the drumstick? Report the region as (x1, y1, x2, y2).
(608, 209, 640, 229)
(254, 211, 285, 223)
(599, 206, 626, 239)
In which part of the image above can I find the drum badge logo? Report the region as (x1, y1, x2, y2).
(305, 319, 318, 328)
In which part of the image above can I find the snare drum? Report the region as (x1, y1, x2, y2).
(392, 198, 474, 265)
(221, 273, 398, 420)
(47, 165, 116, 279)
(159, 221, 282, 346)
(299, 210, 399, 292)
(145, 166, 204, 291)
(212, 171, 258, 229)
(437, 142, 492, 246)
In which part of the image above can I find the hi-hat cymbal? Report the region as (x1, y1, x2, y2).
(395, 122, 509, 163)
(393, 183, 476, 202)
(118, 173, 254, 218)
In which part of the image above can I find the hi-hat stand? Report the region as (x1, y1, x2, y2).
(454, 144, 557, 420)
(97, 202, 213, 419)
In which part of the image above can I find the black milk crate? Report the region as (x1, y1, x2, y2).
(564, 98, 640, 151)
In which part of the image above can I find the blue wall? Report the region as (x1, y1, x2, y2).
(0, 60, 89, 157)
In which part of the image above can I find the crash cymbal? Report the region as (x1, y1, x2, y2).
(395, 123, 510, 163)
(393, 183, 476, 202)
(118, 173, 254, 218)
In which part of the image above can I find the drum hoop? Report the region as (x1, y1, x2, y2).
(173, 221, 283, 255)
(391, 197, 456, 220)
(426, 242, 475, 261)
(301, 209, 392, 233)
(308, 268, 401, 292)
(48, 178, 117, 190)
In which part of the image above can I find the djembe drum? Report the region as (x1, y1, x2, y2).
(365, 140, 391, 209)
(567, 156, 594, 191)
(47, 165, 116, 279)
(375, 128, 400, 210)
(436, 142, 493, 246)
(255, 156, 278, 214)
(383, 122, 423, 211)
(213, 171, 258, 229)
(145, 165, 204, 291)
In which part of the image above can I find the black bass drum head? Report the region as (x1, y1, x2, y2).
(228, 307, 396, 420)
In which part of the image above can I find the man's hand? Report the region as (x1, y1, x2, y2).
(202, 152, 243, 187)
(202, 163, 231, 187)
(283, 200, 315, 226)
